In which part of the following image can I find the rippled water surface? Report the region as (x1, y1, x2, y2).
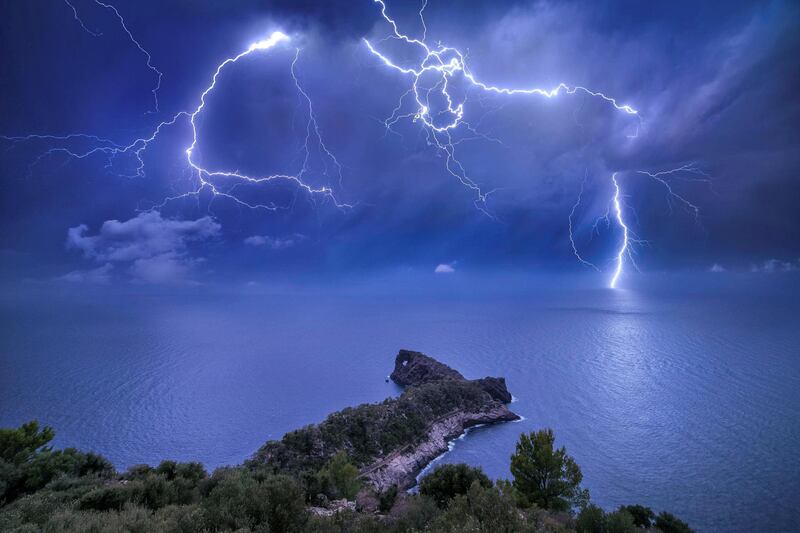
(1, 275, 798, 532)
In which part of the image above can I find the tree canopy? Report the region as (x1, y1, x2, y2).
(510, 428, 586, 511)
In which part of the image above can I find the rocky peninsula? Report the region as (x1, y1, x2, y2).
(250, 349, 519, 490)
(0, 350, 696, 532)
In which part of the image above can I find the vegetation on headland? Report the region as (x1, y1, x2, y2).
(0, 421, 693, 533)
(250, 378, 502, 475)
(251, 349, 520, 494)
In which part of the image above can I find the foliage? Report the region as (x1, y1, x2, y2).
(577, 504, 607, 533)
(0, 421, 696, 533)
(429, 480, 535, 532)
(251, 379, 496, 477)
(202, 468, 307, 532)
(618, 504, 654, 528)
(419, 463, 492, 508)
(390, 493, 440, 531)
(378, 484, 398, 512)
(655, 511, 695, 533)
(0, 421, 113, 504)
(605, 509, 637, 533)
(316, 450, 361, 500)
(0, 421, 55, 465)
(510, 428, 585, 511)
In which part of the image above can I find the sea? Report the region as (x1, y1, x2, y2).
(1, 273, 798, 532)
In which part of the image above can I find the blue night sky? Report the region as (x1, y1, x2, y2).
(0, 0, 798, 286)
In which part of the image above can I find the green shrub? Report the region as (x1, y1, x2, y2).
(201, 469, 306, 532)
(510, 428, 586, 511)
(618, 504, 654, 528)
(261, 474, 307, 531)
(429, 481, 534, 532)
(0, 421, 54, 465)
(655, 511, 694, 533)
(577, 503, 606, 533)
(419, 463, 492, 508)
(606, 509, 637, 533)
(390, 493, 440, 531)
(378, 484, 398, 512)
(45, 504, 155, 533)
(316, 451, 361, 500)
(0, 422, 114, 504)
(79, 482, 145, 511)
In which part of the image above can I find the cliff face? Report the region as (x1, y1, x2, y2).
(250, 350, 519, 491)
(390, 349, 465, 385)
(360, 404, 518, 491)
(391, 349, 513, 403)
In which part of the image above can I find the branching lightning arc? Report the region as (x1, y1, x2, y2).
(65, 0, 163, 113)
(364, 0, 706, 288)
(2, 24, 349, 212)
(2, 0, 706, 288)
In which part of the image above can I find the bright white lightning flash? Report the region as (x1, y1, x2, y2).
(568, 164, 707, 288)
(5, 0, 705, 288)
(364, 0, 640, 217)
(609, 173, 628, 289)
(2, 28, 349, 212)
(366, 0, 704, 289)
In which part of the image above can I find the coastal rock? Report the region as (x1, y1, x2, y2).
(392, 350, 515, 404)
(360, 404, 519, 491)
(390, 349, 465, 386)
(474, 376, 514, 403)
(251, 349, 519, 492)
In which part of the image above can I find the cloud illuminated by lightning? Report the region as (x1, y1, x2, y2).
(365, 0, 706, 289)
(4, 0, 706, 288)
(2, 27, 350, 212)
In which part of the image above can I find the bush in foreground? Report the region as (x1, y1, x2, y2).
(0, 420, 695, 533)
(419, 463, 492, 508)
(510, 428, 588, 511)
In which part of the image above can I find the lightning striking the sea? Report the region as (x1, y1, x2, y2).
(2, 0, 706, 288)
(610, 174, 628, 289)
(364, 0, 705, 288)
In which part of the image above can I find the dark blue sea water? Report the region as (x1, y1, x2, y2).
(1, 274, 798, 532)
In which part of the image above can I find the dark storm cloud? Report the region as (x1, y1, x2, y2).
(0, 0, 797, 282)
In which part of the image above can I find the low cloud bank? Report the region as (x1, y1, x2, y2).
(61, 211, 220, 283)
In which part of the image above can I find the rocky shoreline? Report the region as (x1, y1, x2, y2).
(250, 349, 519, 491)
(362, 350, 519, 490)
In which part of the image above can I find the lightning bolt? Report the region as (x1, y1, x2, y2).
(2, 30, 350, 212)
(64, 0, 102, 37)
(4, 0, 705, 288)
(366, 0, 704, 289)
(568, 170, 600, 272)
(610, 173, 628, 289)
(64, 0, 163, 113)
(576, 164, 707, 289)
